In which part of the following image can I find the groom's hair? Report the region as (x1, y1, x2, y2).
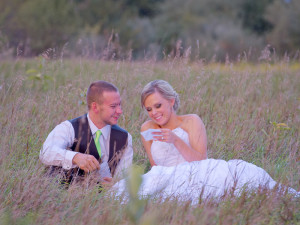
(86, 81, 119, 109)
(141, 80, 180, 112)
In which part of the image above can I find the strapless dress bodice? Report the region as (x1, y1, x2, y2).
(151, 127, 190, 166)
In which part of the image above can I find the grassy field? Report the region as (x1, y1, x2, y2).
(0, 58, 299, 224)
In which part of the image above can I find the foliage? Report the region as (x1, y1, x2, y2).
(0, 0, 80, 56)
(238, 0, 273, 35)
(265, 0, 300, 55)
(0, 0, 300, 60)
(153, 0, 266, 61)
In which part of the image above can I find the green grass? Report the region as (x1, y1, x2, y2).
(0, 58, 299, 224)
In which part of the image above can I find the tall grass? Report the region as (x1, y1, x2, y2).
(0, 58, 299, 224)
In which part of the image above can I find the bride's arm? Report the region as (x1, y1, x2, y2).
(160, 114, 207, 162)
(182, 114, 207, 161)
(141, 121, 157, 167)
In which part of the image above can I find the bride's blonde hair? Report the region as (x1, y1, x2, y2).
(141, 80, 180, 112)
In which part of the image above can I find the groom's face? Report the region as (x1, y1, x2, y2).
(96, 91, 123, 126)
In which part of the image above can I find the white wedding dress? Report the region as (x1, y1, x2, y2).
(113, 128, 299, 204)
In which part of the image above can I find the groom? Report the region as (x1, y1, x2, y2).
(40, 80, 133, 184)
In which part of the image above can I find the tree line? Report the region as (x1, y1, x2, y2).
(0, 0, 299, 61)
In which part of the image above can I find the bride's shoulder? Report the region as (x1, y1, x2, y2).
(141, 120, 158, 131)
(181, 114, 202, 123)
(180, 114, 205, 130)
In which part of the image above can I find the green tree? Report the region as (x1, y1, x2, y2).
(0, 0, 80, 56)
(18, 0, 80, 55)
(238, 0, 273, 35)
(265, 0, 300, 55)
(74, 0, 158, 59)
(0, 0, 29, 54)
(125, 0, 162, 17)
(154, 0, 264, 60)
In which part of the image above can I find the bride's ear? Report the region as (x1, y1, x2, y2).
(170, 98, 175, 107)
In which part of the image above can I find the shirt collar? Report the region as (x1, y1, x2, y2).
(87, 113, 111, 140)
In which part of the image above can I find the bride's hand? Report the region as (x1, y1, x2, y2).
(153, 129, 177, 143)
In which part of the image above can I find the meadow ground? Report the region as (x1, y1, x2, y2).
(0, 58, 299, 224)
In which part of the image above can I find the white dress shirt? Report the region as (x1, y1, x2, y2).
(40, 114, 133, 178)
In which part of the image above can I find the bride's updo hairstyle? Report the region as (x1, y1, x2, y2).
(141, 80, 180, 112)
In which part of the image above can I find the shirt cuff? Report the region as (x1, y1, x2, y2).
(62, 151, 78, 170)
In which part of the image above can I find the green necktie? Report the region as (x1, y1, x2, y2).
(94, 130, 102, 157)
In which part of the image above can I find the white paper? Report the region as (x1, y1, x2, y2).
(141, 129, 162, 141)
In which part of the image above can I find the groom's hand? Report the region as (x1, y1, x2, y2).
(101, 177, 113, 189)
(72, 153, 100, 173)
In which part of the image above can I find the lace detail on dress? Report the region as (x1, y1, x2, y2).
(151, 127, 190, 166)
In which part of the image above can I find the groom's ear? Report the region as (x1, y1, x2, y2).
(90, 102, 99, 112)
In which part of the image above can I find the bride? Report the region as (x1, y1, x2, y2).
(113, 80, 298, 203)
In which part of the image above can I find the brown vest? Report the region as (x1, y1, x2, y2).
(50, 114, 128, 184)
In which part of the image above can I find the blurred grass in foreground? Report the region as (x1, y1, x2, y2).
(0, 58, 299, 224)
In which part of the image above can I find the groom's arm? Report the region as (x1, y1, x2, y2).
(39, 121, 78, 170)
(40, 120, 100, 172)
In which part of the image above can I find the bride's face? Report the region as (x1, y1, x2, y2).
(144, 91, 175, 126)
